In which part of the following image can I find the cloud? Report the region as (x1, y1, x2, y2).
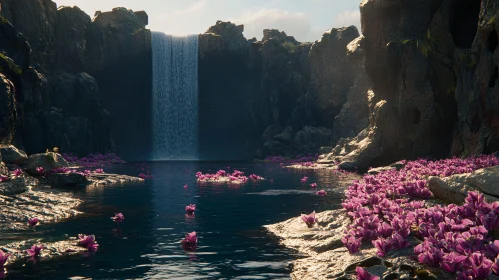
(333, 10, 361, 30)
(158, 0, 207, 19)
(230, 8, 320, 42)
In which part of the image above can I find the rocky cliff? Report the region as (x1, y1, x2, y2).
(321, 0, 499, 170)
(0, 1, 370, 161)
(0, 1, 151, 159)
(198, 21, 370, 159)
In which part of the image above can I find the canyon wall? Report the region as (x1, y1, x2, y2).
(321, 0, 499, 170)
(198, 21, 369, 159)
(0, 1, 151, 159)
(0, 0, 370, 160)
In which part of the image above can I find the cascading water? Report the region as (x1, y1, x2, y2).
(151, 32, 199, 160)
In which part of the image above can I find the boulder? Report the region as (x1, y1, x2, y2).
(0, 176, 28, 195)
(43, 172, 89, 187)
(23, 152, 69, 175)
(0, 144, 27, 164)
(428, 166, 499, 204)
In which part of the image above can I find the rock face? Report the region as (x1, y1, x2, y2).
(428, 166, 499, 204)
(199, 22, 369, 159)
(0, 144, 27, 164)
(322, 0, 499, 170)
(0, 1, 151, 159)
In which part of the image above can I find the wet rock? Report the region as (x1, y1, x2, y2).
(0, 176, 29, 195)
(266, 209, 434, 279)
(0, 187, 81, 231)
(43, 172, 89, 187)
(266, 210, 351, 256)
(86, 172, 144, 186)
(428, 166, 499, 204)
(0, 145, 27, 165)
(1, 238, 88, 265)
(23, 152, 69, 176)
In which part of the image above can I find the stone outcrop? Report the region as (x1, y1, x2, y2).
(309, 26, 364, 129)
(23, 152, 69, 175)
(0, 144, 28, 164)
(199, 21, 369, 159)
(428, 165, 499, 204)
(0, 1, 151, 159)
(266, 209, 448, 280)
(321, 0, 499, 170)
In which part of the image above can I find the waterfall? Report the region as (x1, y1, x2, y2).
(151, 32, 199, 160)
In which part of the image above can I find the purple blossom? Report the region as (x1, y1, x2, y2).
(342, 235, 362, 254)
(301, 211, 317, 228)
(372, 238, 392, 257)
(12, 169, 23, 177)
(0, 175, 8, 183)
(35, 166, 45, 175)
(26, 245, 43, 257)
(111, 213, 124, 224)
(77, 234, 99, 252)
(95, 168, 104, 174)
(185, 204, 196, 215)
(28, 217, 39, 228)
(0, 249, 9, 267)
(316, 190, 327, 196)
(355, 266, 379, 280)
(182, 231, 198, 251)
(441, 252, 467, 273)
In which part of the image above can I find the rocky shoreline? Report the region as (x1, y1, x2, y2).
(267, 162, 499, 280)
(0, 145, 143, 269)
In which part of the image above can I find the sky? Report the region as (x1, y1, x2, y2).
(53, 0, 361, 42)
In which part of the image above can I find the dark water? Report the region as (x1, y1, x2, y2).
(5, 162, 347, 280)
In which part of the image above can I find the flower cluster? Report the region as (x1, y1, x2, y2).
(182, 231, 198, 251)
(341, 155, 499, 279)
(77, 234, 99, 252)
(196, 169, 264, 184)
(301, 211, 317, 228)
(62, 153, 126, 168)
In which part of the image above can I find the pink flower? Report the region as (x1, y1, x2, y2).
(300, 176, 308, 183)
(184, 184, 188, 189)
(28, 217, 39, 228)
(300, 211, 317, 228)
(356, 266, 379, 280)
(185, 204, 196, 215)
(95, 169, 104, 174)
(12, 169, 23, 177)
(77, 234, 99, 252)
(111, 213, 124, 224)
(26, 245, 43, 257)
(316, 190, 327, 196)
(182, 231, 198, 251)
(36, 166, 45, 175)
(310, 183, 317, 188)
(0, 249, 10, 267)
